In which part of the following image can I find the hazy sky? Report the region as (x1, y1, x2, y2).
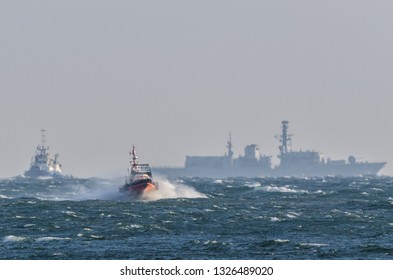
(1, 0, 392, 178)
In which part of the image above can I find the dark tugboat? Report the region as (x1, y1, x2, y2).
(119, 145, 158, 198)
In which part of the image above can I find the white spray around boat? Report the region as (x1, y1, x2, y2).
(142, 177, 207, 201)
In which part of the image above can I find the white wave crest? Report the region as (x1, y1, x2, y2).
(36, 237, 71, 242)
(299, 243, 329, 247)
(270, 217, 281, 222)
(286, 211, 302, 219)
(3, 235, 27, 242)
(263, 185, 308, 193)
(244, 182, 261, 188)
(275, 239, 290, 243)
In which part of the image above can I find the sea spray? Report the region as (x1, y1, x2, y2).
(1, 177, 206, 202)
(87, 177, 207, 201)
(143, 177, 207, 201)
(35, 178, 122, 201)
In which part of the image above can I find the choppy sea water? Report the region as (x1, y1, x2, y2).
(1, 176, 393, 259)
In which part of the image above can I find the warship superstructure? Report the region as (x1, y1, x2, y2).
(154, 121, 386, 178)
(183, 134, 272, 177)
(24, 129, 62, 178)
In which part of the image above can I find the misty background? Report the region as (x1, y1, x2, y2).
(0, 0, 392, 178)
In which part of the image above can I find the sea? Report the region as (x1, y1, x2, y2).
(1, 175, 393, 260)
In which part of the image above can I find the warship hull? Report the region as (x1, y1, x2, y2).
(24, 169, 62, 179)
(154, 163, 386, 178)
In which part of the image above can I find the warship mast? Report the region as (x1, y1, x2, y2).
(226, 133, 234, 159)
(279, 120, 292, 155)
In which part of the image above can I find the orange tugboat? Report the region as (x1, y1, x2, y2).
(119, 145, 158, 198)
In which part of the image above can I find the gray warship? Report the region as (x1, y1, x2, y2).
(24, 129, 62, 178)
(154, 121, 386, 178)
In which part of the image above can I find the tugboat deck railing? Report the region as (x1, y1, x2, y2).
(132, 164, 152, 173)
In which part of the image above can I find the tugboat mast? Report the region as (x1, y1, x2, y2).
(37, 129, 49, 155)
(279, 121, 292, 154)
(130, 145, 138, 167)
(41, 129, 46, 145)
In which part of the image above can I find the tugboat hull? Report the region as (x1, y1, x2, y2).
(120, 181, 158, 197)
